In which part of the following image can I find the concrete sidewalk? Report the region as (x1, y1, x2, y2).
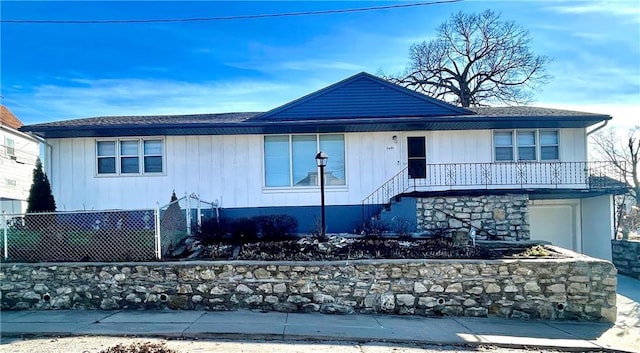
(1, 275, 638, 353)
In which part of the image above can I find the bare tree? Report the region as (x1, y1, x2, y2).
(590, 126, 640, 206)
(384, 10, 551, 107)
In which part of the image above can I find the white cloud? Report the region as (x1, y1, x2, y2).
(546, 1, 640, 20)
(11, 77, 307, 122)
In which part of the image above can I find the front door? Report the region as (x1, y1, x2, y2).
(407, 136, 426, 179)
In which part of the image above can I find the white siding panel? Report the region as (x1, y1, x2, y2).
(45, 128, 592, 211)
(428, 130, 492, 164)
(581, 195, 614, 260)
(560, 128, 587, 161)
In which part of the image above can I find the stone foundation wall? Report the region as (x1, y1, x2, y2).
(612, 239, 640, 279)
(0, 256, 616, 322)
(416, 194, 530, 240)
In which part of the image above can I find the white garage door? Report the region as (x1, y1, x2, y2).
(529, 204, 577, 251)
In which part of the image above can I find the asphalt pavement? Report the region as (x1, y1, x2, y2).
(1, 275, 638, 353)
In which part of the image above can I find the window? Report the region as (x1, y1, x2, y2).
(517, 131, 536, 161)
(494, 132, 513, 161)
(407, 137, 426, 178)
(540, 131, 559, 160)
(5, 138, 15, 156)
(6, 179, 16, 187)
(264, 134, 345, 187)
(494, 130, 559, 162)
(96, 139, 163, 175)
(97, 141, 116, 174)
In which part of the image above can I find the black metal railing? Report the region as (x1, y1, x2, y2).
(362, 161, 626, 225)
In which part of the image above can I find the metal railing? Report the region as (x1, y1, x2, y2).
(362, 161, 627, 224)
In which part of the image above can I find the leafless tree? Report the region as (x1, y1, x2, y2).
(383, 10, 551, 107)
(590, 126, 640, 207)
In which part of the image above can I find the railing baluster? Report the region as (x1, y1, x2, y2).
(362, 160, 625, 225)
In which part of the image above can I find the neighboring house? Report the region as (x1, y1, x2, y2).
(20, 73, 626, 260)
(0, 105, 40, 214)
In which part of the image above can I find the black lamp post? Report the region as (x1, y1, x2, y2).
(315, 152, 328, 239)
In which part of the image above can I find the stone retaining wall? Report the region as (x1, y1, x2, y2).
(612, 239, 640, 279)
(0, 254, 616, 322)
(416, 194, 530, 240)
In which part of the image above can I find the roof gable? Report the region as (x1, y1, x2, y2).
(253, 72, 473, 121)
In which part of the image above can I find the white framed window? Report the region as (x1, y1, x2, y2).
(5, 137, 15, 156)
(493, 130, 559, 162)
(6, 179, 17, 187)
(96, 138, 164, 176)
(264, 134, 345, 187)
(540, 130, 560, 160)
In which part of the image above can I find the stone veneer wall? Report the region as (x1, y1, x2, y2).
(612, 239, 640, 279)
(416, 194, 530, 240)
(0, 256, 616, 322)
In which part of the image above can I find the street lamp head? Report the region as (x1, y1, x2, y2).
(315, 152, 328, 167)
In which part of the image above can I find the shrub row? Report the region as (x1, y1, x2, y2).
(198, 214, 298, 244)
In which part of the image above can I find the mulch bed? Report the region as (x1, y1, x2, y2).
(170, 236, 566, 261)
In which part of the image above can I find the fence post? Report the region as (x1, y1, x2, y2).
(186, 192, 191, 236)
(2, 213, 7, 260)
(155, 204, 161, 260)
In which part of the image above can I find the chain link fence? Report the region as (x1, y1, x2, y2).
(1, 209, 159, 262)
(159, 194, 217, 256)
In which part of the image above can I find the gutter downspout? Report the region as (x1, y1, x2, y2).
(26, 133, 54, 181)
(586, 120, 608, 136)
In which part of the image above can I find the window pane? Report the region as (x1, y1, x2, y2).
(265, 136, 290, 187)
(120, 141, 139, 155)
(6, 138, 15, 155)
(97, 141, 115, 156)
(541, 146, 559, 160)
(518, 147, 536, 160)
(407, 137, 426, 157)
(121, 157, 139, 174)
(98, 157, 116, 174)
(292, 135, 317, 186)
(494, 132, 512, 146)
(144, 156, 163, 173)
(517, 131, 535, 146)
(144, 140, 163, 155)
(540, 131, 558, 145)
(495, 147, 513, 161)
(320, 134, 345, 185)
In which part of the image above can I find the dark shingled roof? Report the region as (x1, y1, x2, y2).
(19, 73, 611, 139)
(24, 112, 260, 128)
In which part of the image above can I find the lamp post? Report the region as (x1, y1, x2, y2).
(315, 152, 328, 239)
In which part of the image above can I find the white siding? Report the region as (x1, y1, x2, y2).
(581, 195, 614, 260)
(46, 128, 590, 211)
(0, 127, 40, 213)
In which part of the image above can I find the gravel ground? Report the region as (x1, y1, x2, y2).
(0, 337, 611, 353)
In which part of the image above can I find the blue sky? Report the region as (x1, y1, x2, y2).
(1, 1, 638, 129)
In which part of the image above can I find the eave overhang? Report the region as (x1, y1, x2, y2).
(21, 114, 611, 139)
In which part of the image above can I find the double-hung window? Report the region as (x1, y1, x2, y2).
(96, 138, 164, 176)
(493, 130, 559, 162)
(5, 137, 15, 156)
(264, 134, 345, 187)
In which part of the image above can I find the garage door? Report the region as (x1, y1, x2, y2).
(529, 204, 577, 251)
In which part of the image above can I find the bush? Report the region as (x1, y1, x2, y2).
(161, 191, 186, 233)
(229, 217, 259, 244)
(198, 217, 227, 244)
(254, 214, 298, 241)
